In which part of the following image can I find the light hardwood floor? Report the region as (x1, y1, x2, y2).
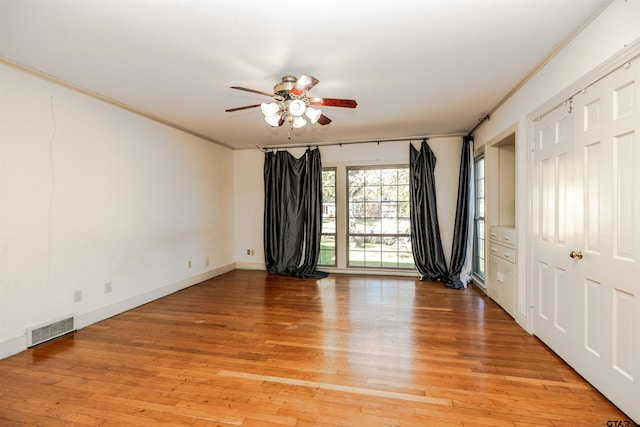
(0, 270, 631, 426)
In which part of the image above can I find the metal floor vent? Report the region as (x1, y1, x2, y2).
(27, 315, 76, 347)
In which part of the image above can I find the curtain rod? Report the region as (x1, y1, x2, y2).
(466, 114, 490, 137)
(258, 133, 467, 151)
(533, 50, 640, 123)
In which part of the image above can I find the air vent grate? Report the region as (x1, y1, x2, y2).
(27, 315, 76, 347)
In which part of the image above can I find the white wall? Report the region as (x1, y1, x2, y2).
(233, 137, 464, 274)
(0, 62, 236, 358)
(234, 148, 265, 268)
(473, 0, 640, 330)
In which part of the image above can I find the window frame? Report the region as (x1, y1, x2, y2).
(345, 165, 413, 270)
(318, 167, 337, 267)
(473, 155, 485, 280)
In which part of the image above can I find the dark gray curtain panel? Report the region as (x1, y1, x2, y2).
(446, 136, 473, 289)
(263, 148, 328, 279)
(409, 140, 449, 282)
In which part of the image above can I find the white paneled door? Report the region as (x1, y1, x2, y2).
(572, 59, 640, 422)
(532, 59, 640, 423)
(532, 104, 575, 365)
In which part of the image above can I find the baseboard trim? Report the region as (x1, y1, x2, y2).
(77, 263, 235, 329)
(235, 262, 266, 270)
(0, 263, 236, 360)
(0, 335, 26, 361)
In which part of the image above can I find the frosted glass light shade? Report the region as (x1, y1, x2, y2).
(264, 114, 281, 127)
(292, 116, 307, 128)
(261, 102, 280, 116)
(304, 107, 321, 123)
(261, 102, 281, 127)
(288, 99, 306, 117)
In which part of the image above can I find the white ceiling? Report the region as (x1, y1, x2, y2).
(1, 0, 608, 150)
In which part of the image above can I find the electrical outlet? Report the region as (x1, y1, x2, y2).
(73, 290, 83, 303)
(104, 282, 112, 294)
(250, 249, 255, 256)
(188, 260, 192, 268)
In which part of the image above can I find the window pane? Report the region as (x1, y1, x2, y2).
(350, 202, 364, 218)
(398, 218, 411, 234)
(398, 185, 410, 201)
(365, 186, 381, 202)
(319, 235, 336, 266)
(476, 176, 484, 198)
(364, 202, 381, 219)
(348, 236, 365, 267)
(473, 157, 485, 279)
(381, 186, 397, 202)
(477, 198, 485, 218)
(349, 217, 365, 233)
(349, 185, 364, 202)
(398, 200, 410, 217)
(347, 166, 413, 270)
(349, 168, 364, 182)
(323, 186, 335, 202)
(322, 217, 336, 233)
(319, 168, 336, 267)
(380, 218, 398, 234)
(365, 250, 382, 268)
(397, 169, 409, 185)
(364, 169, 381, 185)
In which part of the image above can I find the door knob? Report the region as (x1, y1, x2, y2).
(569, 250, 583, 259)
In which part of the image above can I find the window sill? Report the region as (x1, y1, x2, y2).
(319, 266, 419, 278)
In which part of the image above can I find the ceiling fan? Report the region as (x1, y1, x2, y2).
(225, 75, 357, 129)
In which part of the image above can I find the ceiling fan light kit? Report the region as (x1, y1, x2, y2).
(226, 75, 357, 131)
(261, 98, 322, 129)
(304, 106, 322, 123)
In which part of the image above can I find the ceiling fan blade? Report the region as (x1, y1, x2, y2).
(230, 86, 274, 98)
(317, 114, 332, 125)
(308, 97, 357, 108)
(290, 75, 319, 96)
(225, 104, 261, 112)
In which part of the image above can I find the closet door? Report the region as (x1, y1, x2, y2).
(531, 105, 575, 364)
(532, 59, 640, 422)
(571, 59, 640, 422)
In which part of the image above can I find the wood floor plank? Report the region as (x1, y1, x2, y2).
(0, 270, 632, 426)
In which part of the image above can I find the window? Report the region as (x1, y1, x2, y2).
(473, 156, 485, 279)
(347, 166, 413, 269)
(318, 168, 336, 266)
